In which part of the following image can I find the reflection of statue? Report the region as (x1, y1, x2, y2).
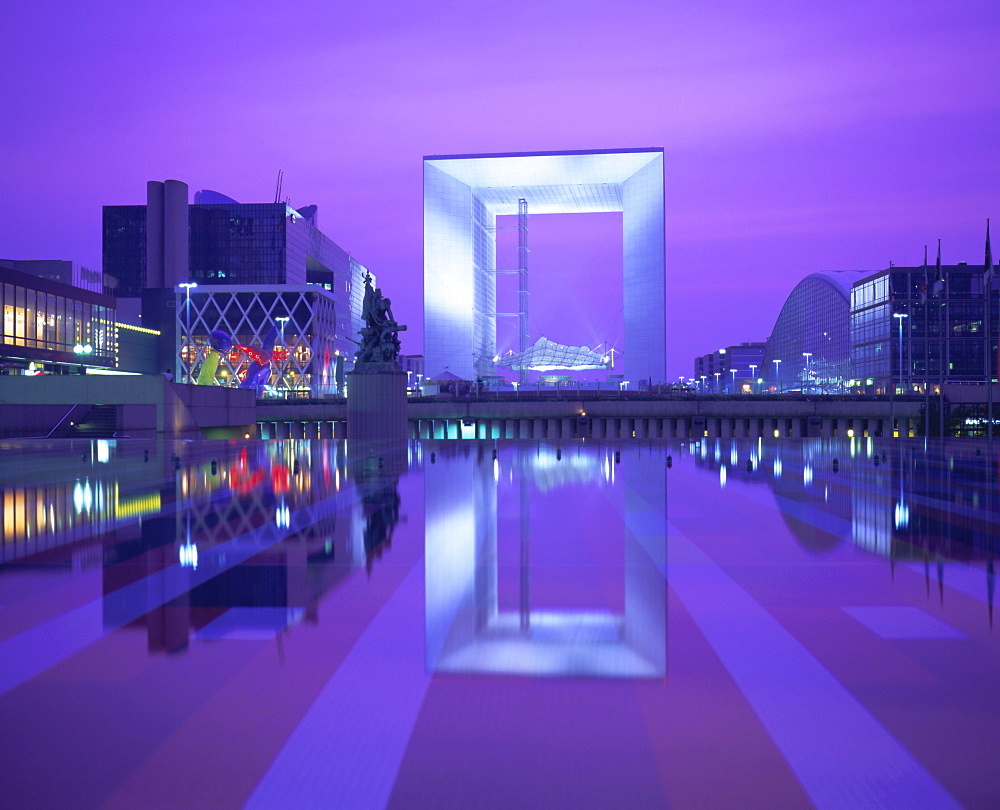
(356, 272, 406, 364)
(363, 485, 401, 574)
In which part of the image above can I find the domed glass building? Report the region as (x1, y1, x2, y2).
(761, 270, 868, 393)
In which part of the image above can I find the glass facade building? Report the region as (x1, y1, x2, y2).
(103, 192, 372, 381)
(851, 263, 994, 393)
(1, 265, 115, 372)
(180, 286, 343, 398)
(762, 271, 866, 393)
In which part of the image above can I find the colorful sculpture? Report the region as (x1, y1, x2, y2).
(196, 330, 233, 385)
(194, 324, 278, 394)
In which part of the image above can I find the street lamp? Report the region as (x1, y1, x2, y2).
(773, 359, 782, 393)
(714, 371, 720, 392)
(749, 364, 758, 394)
(802, 352, 812, 393)
(730, 368, 737, 394)
(893, 313, 909, 395)
(700, 375, 707, 393)
(178, 283, 198, 383)
(275, 316, 289, 398)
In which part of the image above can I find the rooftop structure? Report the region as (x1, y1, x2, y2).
(0, 259, 103, 293)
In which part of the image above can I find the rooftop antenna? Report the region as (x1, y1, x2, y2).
(274, 169, 284, 204)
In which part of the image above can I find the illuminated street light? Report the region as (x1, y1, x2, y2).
(730, 368, 737, 394)
(802, 352, 813, 393)
(749, 364, 758, 394)
(178, 282, 198, 384)
(714, 371, 720, 392)
(773, 359, 782, 393)
(275, 316, 290, 398)
(893, 313, 909, 395)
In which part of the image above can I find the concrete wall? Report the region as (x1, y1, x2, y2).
(0, 376, 256, 439)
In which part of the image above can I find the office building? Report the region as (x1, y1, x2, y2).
(103, 183, 373, 392)
(694, 342, 767, 393)
(0, 263, 158, 376)
(0, 259, 103, 293)
(851, 262, 994, 393)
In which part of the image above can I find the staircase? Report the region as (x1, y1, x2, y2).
(70, 404, 120, 438)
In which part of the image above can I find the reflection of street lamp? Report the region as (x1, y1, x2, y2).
(773, 359, 782, 392)
(275, 316, 289, 398)
(179, 283, 198, 383)
(893, 313, 908, 394)
(802, 352, 813, 393)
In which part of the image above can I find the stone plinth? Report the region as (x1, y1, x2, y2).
(347, 363, 408, 443)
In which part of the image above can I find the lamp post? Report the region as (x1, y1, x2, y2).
(700, 375, 707, 393)
(773, 359, 782, 393)
(178, 283, 198, 383)
(802, 352, 812, 393)
(731, 368, 737, 394)
(893, 313, 909, 395)
(714, 371, 720, 392)
(275, 316, 289, 398)
(749, 364, 758, 394)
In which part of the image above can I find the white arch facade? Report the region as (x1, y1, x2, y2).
(423, 148, 666, 383)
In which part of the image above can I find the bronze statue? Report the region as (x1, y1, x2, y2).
(356, 272, 406, 364)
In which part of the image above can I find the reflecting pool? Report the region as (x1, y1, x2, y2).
(1, 437, 999, 808)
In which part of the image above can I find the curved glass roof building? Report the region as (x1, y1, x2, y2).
(762, 270, 868, 393)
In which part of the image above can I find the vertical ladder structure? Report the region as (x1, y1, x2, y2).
(516, 198, 529, 384)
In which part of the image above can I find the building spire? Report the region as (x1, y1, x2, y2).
(920, 245, 928, 303)
(932, 238, 944, 296)
(986, 218, 994, 282)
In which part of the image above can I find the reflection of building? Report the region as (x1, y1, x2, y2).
(424, 149, 665, 383)
(762, 271, 865, 393)
(694, 342, 767, 393)
(424, 442, 665, 678)
(690, 436, 1000, 565)
(100, 440, 382, 652)
(851, 262, 993, 394)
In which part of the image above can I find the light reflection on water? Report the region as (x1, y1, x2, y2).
(1, 437, 999, 805)
(2, 437, 997, 661)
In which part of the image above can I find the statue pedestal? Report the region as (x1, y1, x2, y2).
(347, 362, 408, 443)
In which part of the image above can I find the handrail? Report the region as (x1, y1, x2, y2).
(45, 404, 85, 438)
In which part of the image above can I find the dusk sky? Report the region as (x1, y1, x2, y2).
(4, 0, 998, 379)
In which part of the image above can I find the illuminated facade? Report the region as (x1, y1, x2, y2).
(104, 187, 372, 386)
(424, 149, 665, 383)
(762, 271, 866, 393)
(1, 264, 116, 373)
(179, 286, 344, 397)
(851, 263, 994, 393)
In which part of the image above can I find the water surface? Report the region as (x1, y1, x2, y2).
(1, 437, 998, 808)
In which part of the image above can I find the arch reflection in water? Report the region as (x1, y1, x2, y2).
(424, 442, 666, 678)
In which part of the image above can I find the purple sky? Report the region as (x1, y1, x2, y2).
(4, 0, 998, 379)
